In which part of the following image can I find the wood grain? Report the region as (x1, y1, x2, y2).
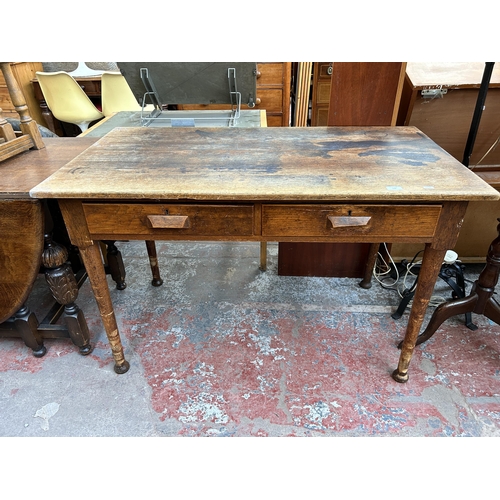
(30, 127, 499, 203)
(0, 199, 44, 323)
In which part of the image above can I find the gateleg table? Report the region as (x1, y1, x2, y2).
(30, 126, 500, 381)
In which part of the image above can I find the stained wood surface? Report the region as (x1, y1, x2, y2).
(327, 63, 406, 126)
(0, 200, 44, 323)
(1, 137, 98, 198)
(30, 127, 499, 202)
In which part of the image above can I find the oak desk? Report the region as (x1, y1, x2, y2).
(30, 126, 500, 382)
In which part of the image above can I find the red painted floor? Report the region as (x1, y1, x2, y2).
(1, 242, 500, 437)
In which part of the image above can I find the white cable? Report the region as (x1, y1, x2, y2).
(469, 135, 500, 170)
(372, 243, 400, 288)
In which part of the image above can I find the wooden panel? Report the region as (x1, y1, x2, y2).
(0, 199, 44, 323)
(405, 88, 500, 166)
(311, 62, 332, 127)
(327, 62, 406, 126)
(83, 203, 255, 239)
(317, 81, 331, 103)
(314, 108, 329, 126)
(278, 242, 371, 277)
(311, 62, 333, 127)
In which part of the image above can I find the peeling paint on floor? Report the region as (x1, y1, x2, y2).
(1, 242, 499, 437)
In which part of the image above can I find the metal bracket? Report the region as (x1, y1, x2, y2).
(138, 66, 242, 127)
(421, 88, 448, 99)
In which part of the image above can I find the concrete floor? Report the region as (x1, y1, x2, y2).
(1, 241, 500, 438)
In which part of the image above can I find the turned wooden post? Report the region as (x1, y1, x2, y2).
(0, 62, 44, 150)
(42, 234, 92, 355)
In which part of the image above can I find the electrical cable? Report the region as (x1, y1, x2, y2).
(469, 135, 500, 170)
(372, 245, 463, 311)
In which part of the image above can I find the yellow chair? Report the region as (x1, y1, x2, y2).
(35, 71, 104, 132)
(101, 71, 154, 117)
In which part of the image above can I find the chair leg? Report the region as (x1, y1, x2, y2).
(359, 242, 380, 289)
(145, 240, 163, 286)
(103, 241, 127, 290)
(260, 242, 267, 271)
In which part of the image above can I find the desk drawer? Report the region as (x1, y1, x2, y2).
(83, 203, 255, 238)
(262, 204, 442, 239)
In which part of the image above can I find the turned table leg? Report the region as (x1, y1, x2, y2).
(392, 245, 448, 383)
(42, 234, 92, 355)
(14, 305, 46, 357)
(145, 240, 163, 286)
(78, 242, 129, 374)
(359, 242, 380, 289)
(103, 240, 127, 290)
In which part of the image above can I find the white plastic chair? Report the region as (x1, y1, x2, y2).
(101, 71, 154, 117)
(35, 71, 104, 132)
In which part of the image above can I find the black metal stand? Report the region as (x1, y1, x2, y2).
(400, 219, 500, 347)
(462, 62, 495, 167)
(391, 260, 477, 332)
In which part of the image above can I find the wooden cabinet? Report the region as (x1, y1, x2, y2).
(179, 62, 292, 127)
(0, 62, 46, 127)
(256, 62, 291, 127)
(311, 62, 332, 126)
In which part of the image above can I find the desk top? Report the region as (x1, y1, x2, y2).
(30, 126, 500, 203)
(0, 137, 98, 199)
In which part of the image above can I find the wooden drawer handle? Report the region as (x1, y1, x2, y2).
(328, 216, 371, 228)
(146, 215, 190, 229)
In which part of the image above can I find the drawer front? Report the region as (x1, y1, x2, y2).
(262, 204, 442, 239)
(255, 88, 283, 112)
(83, 203, 255, 238)
(256, 63, 285, 85)
(266, 115, 284, 127)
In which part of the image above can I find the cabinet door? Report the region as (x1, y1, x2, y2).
(311, 62, 332, 127)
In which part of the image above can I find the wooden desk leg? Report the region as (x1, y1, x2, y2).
(14, 305, 46, 357)
(260, 242, 267, 271)
(392, 244, 447, 383)
(78, 242, 130, 374)
(359, 242, 380, 289)
(145, 240, 163, 286)
(103, 240, 127, 290)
